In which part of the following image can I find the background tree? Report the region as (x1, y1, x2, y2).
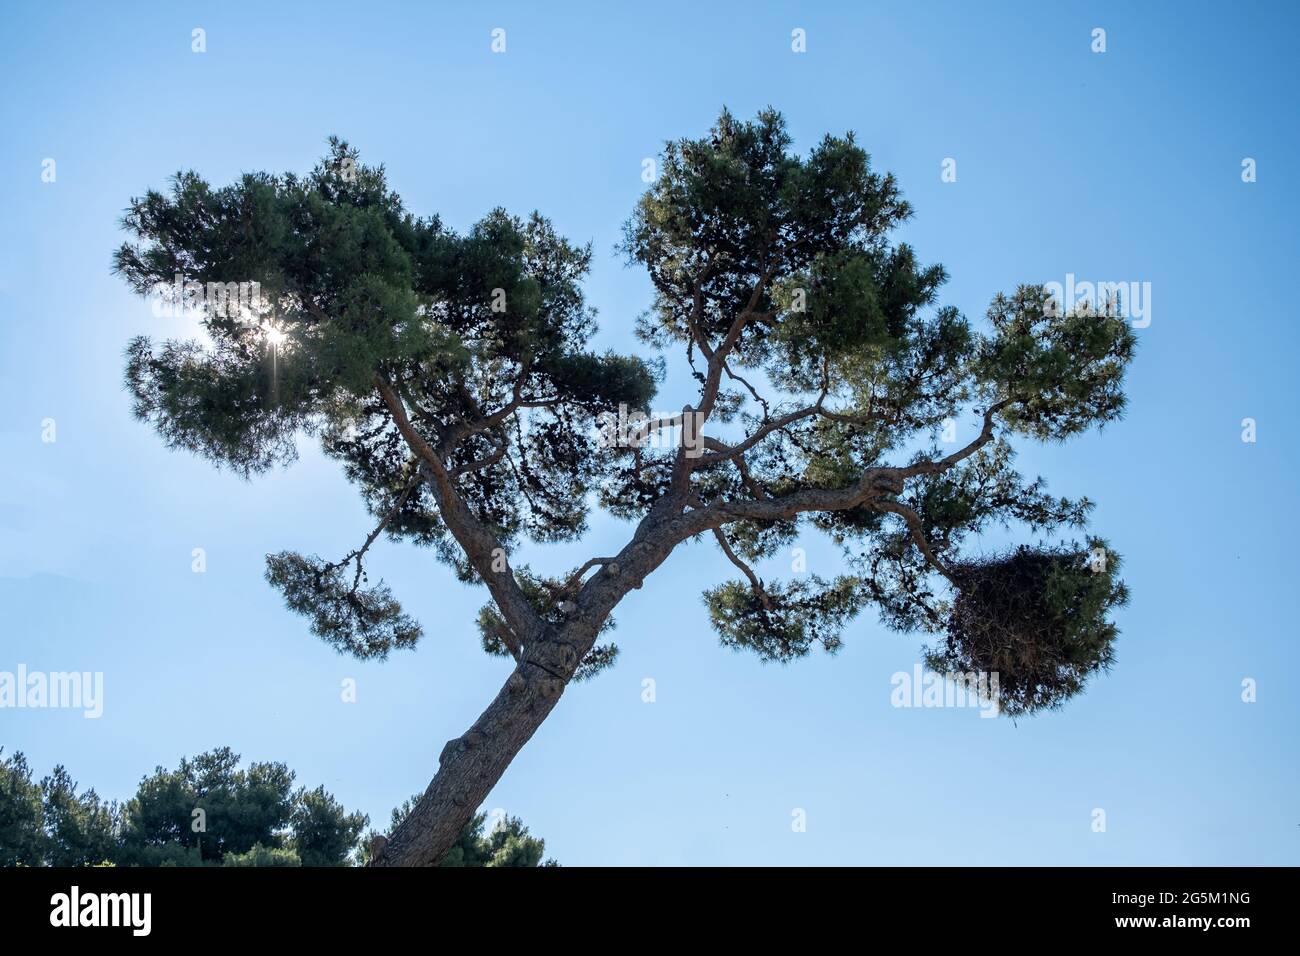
(361, 797, 554, 867)
(0, 749, 47, 866)
(119, 746, 298, 864)
(38, 765, 118, 867)
(0, 748, 369, 867)
(292, 785, 370, 867)
(114, 108, 1134, 866)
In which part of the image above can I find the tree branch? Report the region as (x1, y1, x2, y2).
(692, 398, 824, 468)
(712, 527, 772, 607)
(871, 499, 958, 585)
(560, 557, 616, 595)
(895, 399, 1015, 479)
(449, 437, 508, 478)
(374, 374, 542, 640)
(319, 468, 423, 593)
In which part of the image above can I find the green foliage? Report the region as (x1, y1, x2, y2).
(478, 815, 555, 867)
(617, 109, 1134, 700)
(2, 749, 556, 867)
(0, 749, 46, 866)
(704, 576, 860, 663)
(925, 540, 1129, 715)
(291, 786, 368, 867)
(123, 337, 315, 476)
(115, 764, 194, 862)
(624, 107, 920, 360)
(1, 747, 368, 867)
(223, 843, 302, 867)
(976, 287, 1136, 440)
(120, 746, 297, 863)
(115, 110, 1135, 714)
(116, 140, 655, 658)
(265, 551, 421, 659)
(572, 643, 620, 682)
(39, 766, 117, 867)
(439, 812, 551, 867)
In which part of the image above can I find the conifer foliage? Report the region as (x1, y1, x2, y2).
(0, 748, 554, 867)
(0, 747, 367, 867)
(115, 109, 1135, 865)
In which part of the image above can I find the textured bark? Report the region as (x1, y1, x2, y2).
(370, 633, 580, 867)
(370, 503, 683, 866)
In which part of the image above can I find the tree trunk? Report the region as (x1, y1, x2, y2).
(369, 507, 698, 866)
(369, 632, 583, 866)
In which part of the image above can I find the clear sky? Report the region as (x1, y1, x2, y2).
(1, 0, 1296, 865)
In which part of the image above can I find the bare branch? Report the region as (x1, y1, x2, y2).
(443, 362, 533, 453)
(872, 499, 958, 585)
(896, 399, 1015, 479)
(375, 374, 542, 639)
(712, 527, 772, 608)
(723, 361, 771, 418)
(732, 448, 768, 500)
(321, 468, 423, 593)
(693, 399, 824, 468)
(561, 556, 616, 595)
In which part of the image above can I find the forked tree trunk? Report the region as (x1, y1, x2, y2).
(367, 460, 902, 864)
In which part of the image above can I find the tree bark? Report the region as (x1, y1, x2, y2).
(367, 474, 911, 865)
(370, 508, 685, 866)
(369, 630, 584, 866)
(367, 356, 994, 865)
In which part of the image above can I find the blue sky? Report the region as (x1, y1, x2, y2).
(1, 0, 1296, 865)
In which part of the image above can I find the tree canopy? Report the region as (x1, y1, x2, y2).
(114, 108, 1135, 864)
(1, 746, 365, 867)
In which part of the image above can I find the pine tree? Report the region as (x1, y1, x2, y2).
(0, 749, 46, 866)
(0, 748, 372, 867)
(114, 108, 1133, 866)
(38, 765, 117, 867)
(292, 785, 368, 867)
